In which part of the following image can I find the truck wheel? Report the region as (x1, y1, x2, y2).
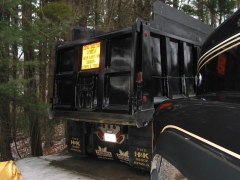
(151, 154, 187, 180)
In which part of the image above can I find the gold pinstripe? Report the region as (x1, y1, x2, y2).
(197, 32, 240, 72)
(198, 42, 240, 72)
(198, 33, 240, 65)
(161, 125, 240, 159)
(198, 37, 240, 70)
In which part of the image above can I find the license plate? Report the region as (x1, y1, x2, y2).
(104, 133, 116, 143)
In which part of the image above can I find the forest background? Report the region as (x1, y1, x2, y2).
(0, 0, 238, 161)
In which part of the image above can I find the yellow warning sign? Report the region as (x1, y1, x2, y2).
(81, 42, 100, 70)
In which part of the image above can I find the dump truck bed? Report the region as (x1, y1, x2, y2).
(51, 1, 214, 127)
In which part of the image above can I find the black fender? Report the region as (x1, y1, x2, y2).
(151, 131, 240, 180)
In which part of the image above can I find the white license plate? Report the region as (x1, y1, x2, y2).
(104, 133, 116, 142)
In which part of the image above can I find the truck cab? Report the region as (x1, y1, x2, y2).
(151, 8, 240, 180)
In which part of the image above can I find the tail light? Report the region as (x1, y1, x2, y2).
(217, 54, 226, 75)
(137, 72, 142, 83)
(159, 102, 173, 110)
(117, 136, 123, 143)
(97, 129, 104, 140)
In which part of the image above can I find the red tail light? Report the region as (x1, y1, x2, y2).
(117, 136, 123, 142)
(98, 133, 103, 140)
(116, 131, 121, 138)
(159, 102, 173, 110)
(137, 72, 142, 83)
(218, 54, 226, 75)
(97, 129, 104, 140)
(143, 95, 147, 102)
(98, 129, 104, 136)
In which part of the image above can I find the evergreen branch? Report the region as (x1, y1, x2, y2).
(21, 14, 55, 42)
(5, 9, 56, 42)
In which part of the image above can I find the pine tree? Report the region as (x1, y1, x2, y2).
(0, 0, 18, 161)
(22, 0, 43, 157)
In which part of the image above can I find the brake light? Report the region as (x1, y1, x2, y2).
(116, 131, 121, 138)
(143, 95, 147, 102)
(159, 102, 173, 110)
(137, 72, 142, 83)
(217, 54, 226, 75)
(97, 129, 104, 140)
(98, 129, 104, 136)
(117, 136, 123, 143)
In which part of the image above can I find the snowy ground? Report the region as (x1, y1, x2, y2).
(15, 152, 150, 180)
(16, 153, 97, 180)
(11, 123, 67, 161)
(14, 123, 150, 180)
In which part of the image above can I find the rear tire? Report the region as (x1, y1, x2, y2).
(151, 154, 187, 180)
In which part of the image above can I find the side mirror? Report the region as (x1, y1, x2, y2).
(195, 73, 202, 87)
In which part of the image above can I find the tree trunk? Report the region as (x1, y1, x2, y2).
(39, 41, 47, 103)
(0, 11, 13, 161)
(78, 0, 90, 27)
(22, 1, 43, 157)
(0, 103, 12, 161)
(12, 13, 20, 158)
(173, 0, 179, 9)
(45, 43, 55, 148)
(94, 0, 100, 29)
(47, 44, 55, 105)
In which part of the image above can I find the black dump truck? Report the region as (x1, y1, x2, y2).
(49, 1, 240, 179)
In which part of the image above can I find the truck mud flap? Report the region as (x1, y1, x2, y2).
(128, 125, 152, 171)
(67, 121, 86, 155)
